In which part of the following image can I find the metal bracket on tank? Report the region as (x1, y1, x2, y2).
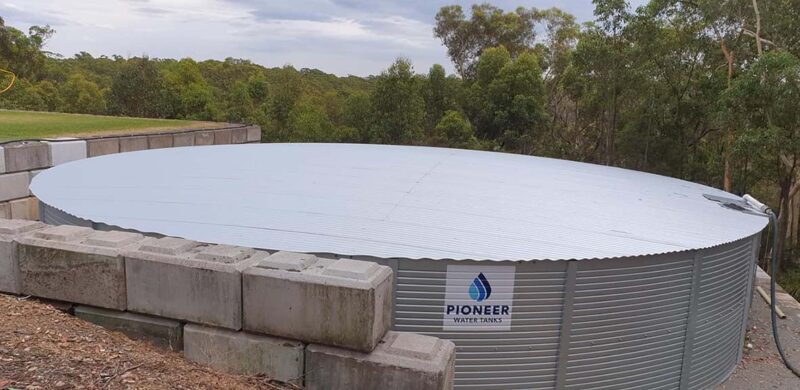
(703, 193, 766, 216)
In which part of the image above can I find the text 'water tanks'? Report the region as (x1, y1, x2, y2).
(31, 143, 768, 390)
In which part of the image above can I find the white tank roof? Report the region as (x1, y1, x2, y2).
(31, 143, 767, 261)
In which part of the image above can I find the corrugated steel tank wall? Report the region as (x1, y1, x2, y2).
(390, 235, 759, 390)
(42, 203, 760, 390)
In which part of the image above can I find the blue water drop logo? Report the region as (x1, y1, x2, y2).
(468, 272, 492, 302)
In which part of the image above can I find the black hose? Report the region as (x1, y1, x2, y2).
(767, 209, 800, 377)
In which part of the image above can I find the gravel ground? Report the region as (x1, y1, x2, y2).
(0, 294, 297, 390)
(718, 276, 800, 389)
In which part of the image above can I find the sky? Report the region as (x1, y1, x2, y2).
(2, 0, 646, 77)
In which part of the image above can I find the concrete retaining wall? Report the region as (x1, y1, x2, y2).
(0, 124, 261, 221)
(0, 219, 455, 389)
(244, 253, 393, 352)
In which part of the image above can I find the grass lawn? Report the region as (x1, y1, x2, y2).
(0, 110, 222, 141)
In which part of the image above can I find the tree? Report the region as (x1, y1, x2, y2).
(226, 81, 255, 123)
(466, 47, 548, 153)
(432, 110, 478, 148)
(726, 52, 800, 267)
(488, 52, 549, 154)
(287, 104, 335, 142)
(4, 80, 61, 111)
(342, 92, 373, 143)
(162, 58, 219, 120)
(423, 64, 451, 131)
(434, 4, 539, 78)
(370, 58, 425, 144)
(466, 46, 511, 144)
(267, 65, 302, 137)
(61, 73, 106, 114)
(0, 17, 53, 79)
(108, 57, 173, 117)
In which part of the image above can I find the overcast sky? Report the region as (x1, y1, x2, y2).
(3, 0, 646, 76)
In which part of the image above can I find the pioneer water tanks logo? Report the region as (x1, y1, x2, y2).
(444, 267, 514, 330)
(468, 273, 492, 302)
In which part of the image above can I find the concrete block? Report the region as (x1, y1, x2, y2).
(231, 127, 248, 144)
(756, 266, 770, 282)
(305, 332, 456, 390)
(0, 172, 30, 202)
(29, 169, 45, 181)
(118, 136, 149, 153)
(2, 141, 51, 173)
(0, 145, 4, 173)
(75, 306, 183, 350)
(184, 324, 304, 385)
(45, 139, 87, 166)
(777, 292, 800, 310)
(173, 132, 195, 147)
(0, 219, 45, 294)
(195, 131, 215, 145)
(87, 138, 119, 157)
(148, 134, 173, 149)
(17, 227, 144, 309)
(0, 202, 10, 219)
(34, 297, 75, 314)
(9, 197, 39, 220)
(244, 253, 393, 352)
(214, 128, 233, 145)
(246, 126, 261, 143)
(125, 239, 267, 329)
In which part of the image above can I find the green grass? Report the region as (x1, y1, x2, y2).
(0, 110, 220, 141)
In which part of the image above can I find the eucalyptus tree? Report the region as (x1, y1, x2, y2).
(726, 52, 800, 266)
(370, 58, 425, 144)
(434, 4, 539, 78)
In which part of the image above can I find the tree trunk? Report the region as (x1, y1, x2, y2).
(752, 0, 763, 56)
(720, 41, 734, 192)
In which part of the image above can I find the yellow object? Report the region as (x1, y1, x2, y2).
(0, 68, 16, 94)
(756, 285, 787, 319)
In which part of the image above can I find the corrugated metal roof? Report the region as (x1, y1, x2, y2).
(30, 143, 767, 261)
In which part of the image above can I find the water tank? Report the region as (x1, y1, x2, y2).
(31, 143, 767, 389)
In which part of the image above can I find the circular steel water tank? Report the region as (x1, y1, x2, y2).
(32, 144, 767, 390)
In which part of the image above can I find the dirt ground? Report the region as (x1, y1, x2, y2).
(0, 294, 296, 390)
(718, 277, 800, 389)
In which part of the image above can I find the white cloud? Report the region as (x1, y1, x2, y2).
(2, 0, 648, 76)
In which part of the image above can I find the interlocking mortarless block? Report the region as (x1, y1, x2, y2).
(173, 132, 195, 147)
(0, 202, 10, 219)
(87, 138, 120, 157)
(29, 169, 45, 182)
(118, 136, 149, 153)
(125, 239, 268, 329)
(9, 197, 39, 220)
(0, 219, 45, 294)
(17, 227, 144, 309)
(184, 324, 305, 385)
(214, 128, 233, 144)
(246, 126, 261, 142)
(44, 139, 87, 166)
(75, 306, 184, 350)
(243, 253, 393, 352)
(231, 127, 248, 144)
(148, 134, 173, 149)
(195, 131, 215, 145)
(3, 141, 51, 173)
(305, 331, 456, 390)
(0, 172, 30, 202)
